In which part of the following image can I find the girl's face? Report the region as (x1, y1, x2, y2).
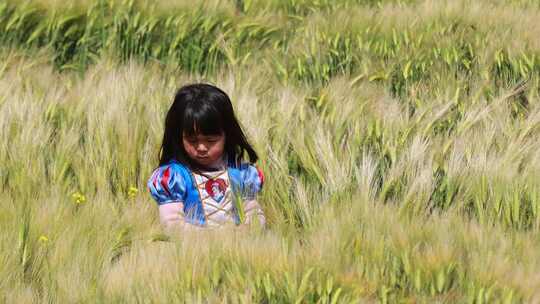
(182, 131, 225, 168)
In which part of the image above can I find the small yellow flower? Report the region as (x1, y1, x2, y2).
(72, 192, 86, 204)
(128, 186, 138, 198)
(38, 235, 49, 244)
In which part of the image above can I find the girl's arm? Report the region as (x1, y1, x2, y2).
(240, 165, 266, 228)
(243, 199, 266, 227)
(158, 203, 203, 232)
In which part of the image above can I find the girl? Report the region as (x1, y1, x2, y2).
(147, 83, 265, 231)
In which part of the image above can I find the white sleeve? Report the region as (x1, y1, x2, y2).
(158, 203, 205, 232)
(243, 199, 266, 227)
(158, 202, 185, 228)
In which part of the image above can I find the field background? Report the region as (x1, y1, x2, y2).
(1, 0, 540, 302)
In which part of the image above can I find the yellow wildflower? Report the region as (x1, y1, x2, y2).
(72, 192, 86, 204)
(128, 186, 138, 198)
(38, 235, 49, 244)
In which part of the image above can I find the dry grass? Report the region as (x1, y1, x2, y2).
(1, 0, 540, 302)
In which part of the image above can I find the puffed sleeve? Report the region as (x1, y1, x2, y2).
(147, 164, 186, 205)
(241, 164, 264, 200)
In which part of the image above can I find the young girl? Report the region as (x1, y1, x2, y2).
(147, 83, 265, 231)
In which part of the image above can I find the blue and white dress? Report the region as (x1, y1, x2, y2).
(147, 159, 264, 227)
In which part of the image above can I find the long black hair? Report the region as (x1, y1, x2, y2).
(158, 83, 258, 167)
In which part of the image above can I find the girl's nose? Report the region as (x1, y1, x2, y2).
(196, 143, 208, 152)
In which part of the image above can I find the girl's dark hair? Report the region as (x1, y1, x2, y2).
(158, 83, 258, 167)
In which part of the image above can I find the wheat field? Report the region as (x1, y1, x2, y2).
(1, 0, 540, 302)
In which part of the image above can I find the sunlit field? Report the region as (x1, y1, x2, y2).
(1, 0, 540, 302)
